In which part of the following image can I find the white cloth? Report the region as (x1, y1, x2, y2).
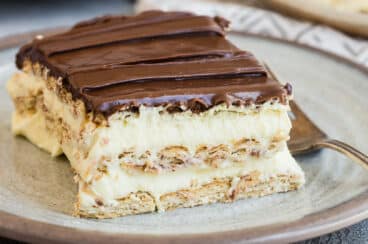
(136, 0, 368, 67)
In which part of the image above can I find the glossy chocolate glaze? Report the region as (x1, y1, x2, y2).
(16, 10, 291, 115)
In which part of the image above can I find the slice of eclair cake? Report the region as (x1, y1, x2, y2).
(7, 10, 305, 218)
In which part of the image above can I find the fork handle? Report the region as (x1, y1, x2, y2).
(314, 139, 368, 171)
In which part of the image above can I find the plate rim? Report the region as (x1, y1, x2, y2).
(0, 29, 368, 244)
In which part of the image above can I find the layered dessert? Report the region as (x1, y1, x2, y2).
(7, 10, 305, 218)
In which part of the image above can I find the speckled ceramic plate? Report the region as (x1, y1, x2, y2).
(0, 32, 367, 243)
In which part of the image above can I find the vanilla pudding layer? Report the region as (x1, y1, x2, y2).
(7, 63, 292, 180)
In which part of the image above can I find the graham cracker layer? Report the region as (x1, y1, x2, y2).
(77, 171, 302, 219)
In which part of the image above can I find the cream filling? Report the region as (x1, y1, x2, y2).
(79, 147, 305, 210)
(89, 105, 291, 157)
(12, 111, 63, 156)
(6, 72, 43, 98)
(8, 71, 293, 182)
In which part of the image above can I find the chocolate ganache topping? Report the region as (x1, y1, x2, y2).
(16, 10, 291, 116)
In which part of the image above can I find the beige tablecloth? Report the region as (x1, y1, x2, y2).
(137, 0, 368, 67)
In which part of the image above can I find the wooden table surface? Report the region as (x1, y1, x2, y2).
(0, 0, 366, 243)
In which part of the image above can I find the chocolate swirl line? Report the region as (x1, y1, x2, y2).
(70, 55, 265, 89)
